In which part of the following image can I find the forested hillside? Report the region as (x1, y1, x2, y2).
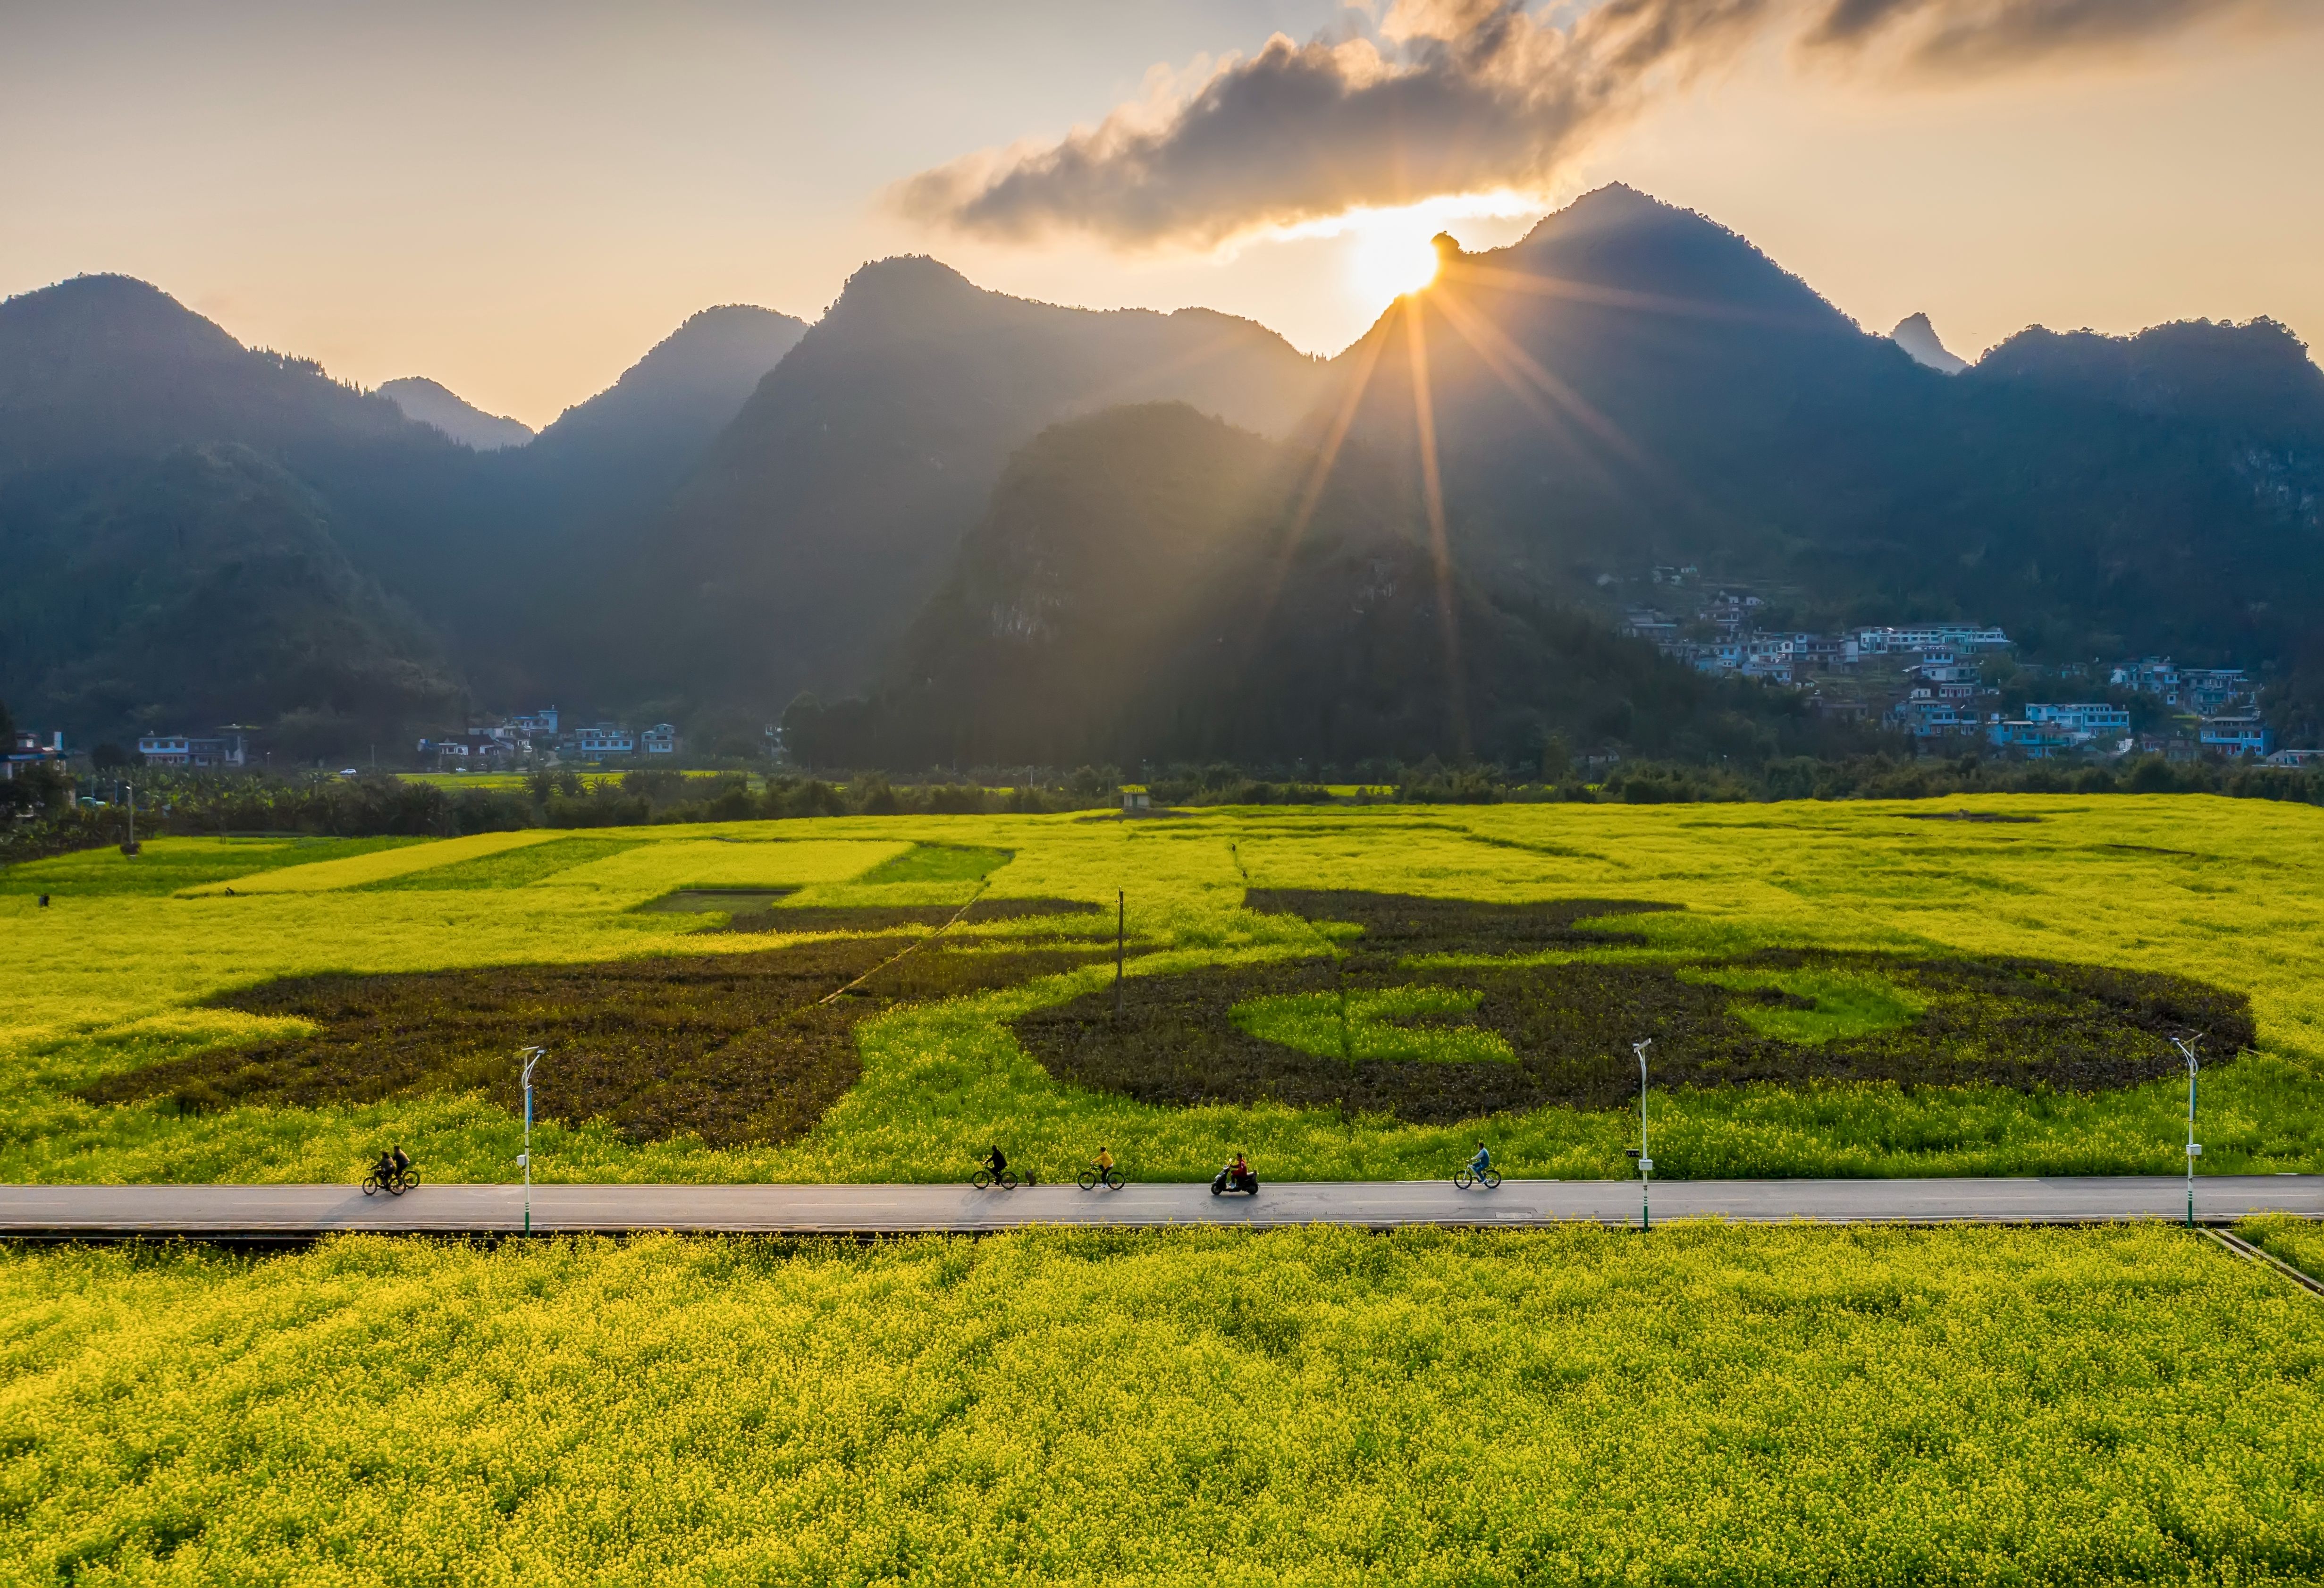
(621, 256, 1331, 707)
(6, 187, 2322, 768)
(784, 404, 1867, 769)
(1322, 186, 2324, 674)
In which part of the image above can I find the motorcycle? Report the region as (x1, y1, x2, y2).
(1210, 1161, 1259, 1197)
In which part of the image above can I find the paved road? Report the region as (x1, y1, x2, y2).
(0, 1176, 2316, 1239)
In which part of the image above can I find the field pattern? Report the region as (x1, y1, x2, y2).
(1, 797, 2322, 1184)
(3, 1224, 2320, 1586)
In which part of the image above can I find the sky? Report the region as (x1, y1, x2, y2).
(5, 0, 2322, 429)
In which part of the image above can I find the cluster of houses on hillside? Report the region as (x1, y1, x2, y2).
(1622, 598, 2297, 761)
(415, 708, 679, 769)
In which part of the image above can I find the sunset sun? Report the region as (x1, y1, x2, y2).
(1348, 226, 1443, 306)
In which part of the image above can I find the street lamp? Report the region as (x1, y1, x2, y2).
(2172, 1035, 2200, 1230)
(519, 1046, 545, 1235)
(1628, 1038, 1654, 1231)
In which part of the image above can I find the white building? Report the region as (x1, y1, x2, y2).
(2199, 716, 2271, 756)
(640, 723, 678, 755)
(574, 724, 634, 757)
(2025, 703, 2131, 739)
(136, 732, 246, 768)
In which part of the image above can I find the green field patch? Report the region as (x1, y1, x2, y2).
(360, 835, 652, 891)
(79, 938, 1112, 1148)
(854, 843, 1014, 885)
(1232, 987, 1517, 1064)
(1679, 965, 1927, 1045)
(0, 835, 420, 897)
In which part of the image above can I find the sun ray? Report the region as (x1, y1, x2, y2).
(1428, 265, 1736, 534)
(1241, 323, 1392, 655)
(1402, 296, 1471, 760)
(1452, 261, 1832, 334)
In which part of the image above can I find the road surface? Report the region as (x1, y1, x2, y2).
(0, 1175, 2316, 1240)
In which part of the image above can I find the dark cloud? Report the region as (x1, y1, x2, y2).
(897, 0, 2314, 247)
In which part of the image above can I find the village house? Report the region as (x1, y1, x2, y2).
(2198, 715, 2272, 756)
(640, 723, 679, 755)
(2024, 702, 2131, 743)
(1987, 718, 2080, 759)
(4, 730, 66, 780)
(574, 724, 634, 758)
(135, 731, 246, 768)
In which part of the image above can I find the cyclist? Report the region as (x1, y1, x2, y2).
(370, 1148, 396, 1183)
(1468, 1141, 1492, 1179)
(1095, 1147, 1114, 1177)
(390, 1144, 412, 1179)
(983, 1144, 1009, 1183)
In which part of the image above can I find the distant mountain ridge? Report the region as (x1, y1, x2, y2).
(1891, 313, 1967, 374)
(5, 193, 2322, 765)
(623, 255, 1330, 704)
(378, 377, 533, 450)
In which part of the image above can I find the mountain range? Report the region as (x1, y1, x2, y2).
(3, 187, 2319, 768)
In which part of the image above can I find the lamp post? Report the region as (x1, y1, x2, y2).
(519, 1046, 544, 1235)
(1629, 1038, 1654, 1231)
(2172, 1035, 2200, 1230)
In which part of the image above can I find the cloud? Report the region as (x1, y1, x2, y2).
(896, 0, 2316, 248)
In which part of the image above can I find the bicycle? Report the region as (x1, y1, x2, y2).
(1453, 1164, 1501, 1191)
(362, 1167, 420, 1197)
(971, 1164, 1020, 1190)
(1077, 1161, 1124, 1191)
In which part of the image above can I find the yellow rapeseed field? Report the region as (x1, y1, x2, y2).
(3, 1223, 2319, 1586)
(1, 796, 2320, 1184)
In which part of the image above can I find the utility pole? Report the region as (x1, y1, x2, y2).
(2172, 1035, 2201, 1230)
(1629, 1038, 1654, 1231)
(1113, 890, 1125, 1019)
(519, 1046, 544, 1235)
(120, 783, 139, 855)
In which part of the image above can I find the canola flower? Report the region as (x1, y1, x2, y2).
(0, 797, 2319, 1185)
(3, 1223, 2321, 1586)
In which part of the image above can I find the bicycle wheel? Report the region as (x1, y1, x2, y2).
(1482, 1168, 1502, 1190)
(1102, 1168, 1123, 1189)
(1454, 1169, 1475, 1190)
(972, 1168, 994, 1189)
(362, 1174, 381, 1197)
(399, 1171, 420, 1193)
(1078, 1166, 1098, 1191)
(1000, 1169, 1019, 1189)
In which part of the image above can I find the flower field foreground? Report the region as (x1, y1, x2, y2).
(4, 795, 2323, 1184)
(4, 1224, 2321, 1586)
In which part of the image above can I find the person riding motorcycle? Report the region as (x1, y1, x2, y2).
(1213, 1151, 1258, 1194)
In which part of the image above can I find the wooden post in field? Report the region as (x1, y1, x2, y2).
(1114, 890, 1125, 1019)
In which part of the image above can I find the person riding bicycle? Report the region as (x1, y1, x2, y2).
(390, 1145, 412, 1178)
(1095, 1147, 1114, 1175)
(984, 1144, 1008, 1181)
(370, 1149, 396, 1183)
(1469, 1141, 1492, 1177)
